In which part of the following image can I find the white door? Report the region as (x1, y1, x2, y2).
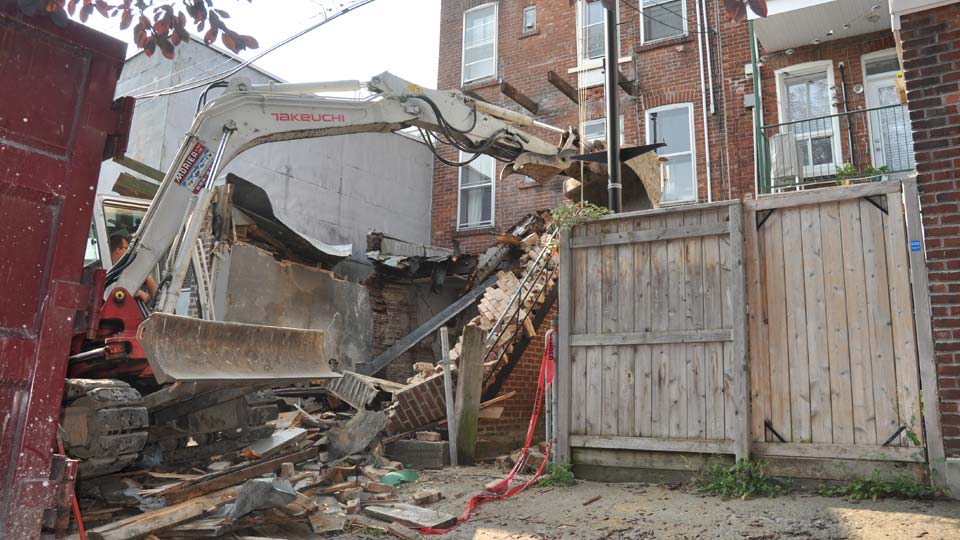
(864, 55, 915, 173)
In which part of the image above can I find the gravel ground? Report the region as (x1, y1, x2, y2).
(389, 465, 960, 540)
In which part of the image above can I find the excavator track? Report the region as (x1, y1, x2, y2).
(60, 379, 149, 479)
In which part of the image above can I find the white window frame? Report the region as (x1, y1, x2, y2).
(461, 3, 499, 85)
(645, 103, 697, 204)
(457, 151, 496, 230)
(774, 60, 842, 178)
(581, 116, 625, 145)
(522, 5, 537, 34)
(575, 0, 611, 88)
(639, 0, 687, 45)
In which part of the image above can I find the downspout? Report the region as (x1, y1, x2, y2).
(702, 0, 715, 115)
(749, 20, 765, 195)
(837, 61, 856, 167)
(695, 0, 713, 202)
(714, 0, 733, 198)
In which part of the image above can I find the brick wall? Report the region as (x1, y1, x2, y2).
(899, 2, 960, 456)
(369, 280, 436, 383)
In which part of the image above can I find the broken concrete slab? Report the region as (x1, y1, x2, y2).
(228, 478, 298, 520)
(362, 503, 456, 529)
(327, 410, 389, 461)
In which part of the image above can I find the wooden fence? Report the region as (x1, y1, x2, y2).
(557, 180, 945, 484)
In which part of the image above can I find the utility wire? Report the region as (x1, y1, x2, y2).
(133, 0, 378, 99)
(620, 0, 716, 35)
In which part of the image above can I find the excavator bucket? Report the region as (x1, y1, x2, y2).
(138, 313, 340, 384)
(511, 150, 577, 183)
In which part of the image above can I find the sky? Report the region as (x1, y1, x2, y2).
(76, 0, 442, 87)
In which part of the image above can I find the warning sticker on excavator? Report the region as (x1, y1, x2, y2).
(173, 142, 212, 194)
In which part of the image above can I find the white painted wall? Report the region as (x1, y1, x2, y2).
(97, 38, 434, 260)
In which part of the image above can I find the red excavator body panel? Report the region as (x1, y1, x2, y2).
(0, 4, 126, 537)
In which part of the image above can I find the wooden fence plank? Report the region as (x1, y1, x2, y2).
(617, 218, 637, 437)
(902, 178, 948, 489)
(839, 199, 878, 445)
(585, 223, 604, 436)
(744, 180, 902, 211)
(753, 442, 925, 462)
(860, 199, 900, 444)
(571, 435, 735, 455)
(558, 228, 573, 460)
(819, 202, 855, 445)
(571, 223, 588, 436)
(781, 207, 812, 443)
(702, 208, 726, 441)
(666, 212, 687, 438)
(600, 225, 619, 436)
(884, 191, 923, 448)
(570, 222, 729, 249)
(570, 329, 732, 346)
(727, 203, 750, 459)
(650, 214, 670, 438)
(763, 210, 792, 442)
(720, 211, 737, 443)
(800, 205, 833, 444)
(684, 210, 706, 439)
(746, 206, 771, 444)
(635, 216, 654, 437)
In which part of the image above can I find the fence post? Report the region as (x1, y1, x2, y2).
(454, 325, 484, 465)
(440, 327, 458, 467)
(557, 228, 572, 463)
(729, 203, 751, 461)
(901, 178, 948, 490)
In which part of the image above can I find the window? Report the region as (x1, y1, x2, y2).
(458, 152, 495, 229)
(581, 116, 625, 145)
(522, 5, 536, 33)
(641, 0, 686, 43)
(646, 104, 696, 203)
(462, 4, 498, 84)
(775, 61, 841, 178)
(581, 0, 605, 61)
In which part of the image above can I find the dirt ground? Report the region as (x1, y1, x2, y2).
(385, 465, 960, 540)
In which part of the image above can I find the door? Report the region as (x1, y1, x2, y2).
(864, 54, 916, 174)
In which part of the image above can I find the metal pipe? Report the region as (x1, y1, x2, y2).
(695, 0, 713, 202)
(604, 1, 622, 213)
(749, 21, 765, 195)
(249, 80, 363, 94)
(440, 327, 458, 467)
(68, 347, 107, 362)
(701, 0, 715, 115)
(550, 314, 559, 463)
(838, 62, 856, 167)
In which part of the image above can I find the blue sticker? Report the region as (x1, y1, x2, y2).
(910, 240, 921, 252)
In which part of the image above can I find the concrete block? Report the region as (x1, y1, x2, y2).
(946, 457, 960, 500)
(385, 440, 449, 469)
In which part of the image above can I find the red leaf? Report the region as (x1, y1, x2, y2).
(94, 0, 108, 17)
(747, 0, 768, 17)
(143, 37, 156, 57)
(120, 9, 132, 30)
(204, 27, 218, 44)
(79, 4, 93, 22)
(221, 32, 238, 53)
(67, 0, 79, 16)
(171, 30, 180, 46)
(214, 8, 230, 19)
(157, 35, 175, 59)
(240, 35, 259, 50)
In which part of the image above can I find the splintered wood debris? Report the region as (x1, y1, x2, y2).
(76, 405, 441, 540)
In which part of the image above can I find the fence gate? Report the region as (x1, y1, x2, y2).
(557, 201, 749, 463)
(743, 181, 934, 467)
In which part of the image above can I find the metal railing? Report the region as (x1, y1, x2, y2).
(759, 103, 915, 194)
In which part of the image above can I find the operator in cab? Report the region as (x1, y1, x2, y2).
(109, 232, 158, 304)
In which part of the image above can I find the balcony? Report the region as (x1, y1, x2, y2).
(759, 104, 916, 194)
(749, 0, 892, 52)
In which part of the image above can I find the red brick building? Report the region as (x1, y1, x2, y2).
(432, 0, 959, 482)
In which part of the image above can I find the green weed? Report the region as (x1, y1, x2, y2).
(818, 470, 936, 501)
(538, 463, 577, 487)
(697, 459, 785, 500)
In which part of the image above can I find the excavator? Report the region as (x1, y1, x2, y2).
(60, 72, 586, 478)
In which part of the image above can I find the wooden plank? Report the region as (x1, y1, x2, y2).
(744, 180, 903, 211)
(744, 205, 769, 445)
(547, 70, 579, 105)
(752, 442, 925, 463)
(683, 210, 706, 440)
(763, 210, 792, 441)
(600, 226, 619, 436)
(781, 207, 811, 443)
(902, 178, 948, 489)
(819, 202, 855, 445)
(617, 218, 637, 437)
(557, 228, 573, 461)
(454, 325, 484, 465)
(499, 81, 539, 114)
(799, 205, 833, 444)
(839, 199, 878, 445)
(570, 329, 733, 346)
(570, 435, 735, 455)
(884, 191, 923, 448)
(719, 211, 736, 444)
(666, 212, 686, 439)
(650, 214, 670, 438)
(88, 487, 241, 540)
(592, 200, 740, 223)
(860, 199, 900, 444)
(363, 503, 456, 530)
(701, 209, 725, 441)
(570, 221, 729, 249)
(634, 216, 653, 437)
(571, 225, 588, 437)
(727, 203, 750, 459)
(585, 223, 603, 436)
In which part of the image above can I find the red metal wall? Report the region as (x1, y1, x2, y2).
(0, 3, 125, 536)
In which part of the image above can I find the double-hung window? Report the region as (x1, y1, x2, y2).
(646, 104, 696, 203)
(776, 61, 841, 178)
(462, 4, 498, 84)
(576, 0, 606, 87)
(641, 0, 686, 44)
(458, 152, 495, 229)
(582, 116, 625, 145)
(522, 5, 536, 34)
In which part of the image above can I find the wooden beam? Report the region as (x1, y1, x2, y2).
(616, 69, 636, 96)
(902, 178, 948, 490)
(728, 202, 750, 462)
(744, 180, 902, 211)
(557, 230, 572, 463)
(499, 81, 539, 115)
(87, 486, 241, 540)
(570, 222, 730, 249)
(547, 70, 579, 105)
(753, 442, 925, 463)
(570, 435, 736, 455)
(454, 325, 484, 465)
(113, 172, 158, 199)
(570, 329, 732, 347)
(463, 89, 488, 103)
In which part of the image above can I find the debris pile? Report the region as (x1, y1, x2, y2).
(77, 405, 452, 539)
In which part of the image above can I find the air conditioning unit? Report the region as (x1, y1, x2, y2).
(768, 133, 802, 191)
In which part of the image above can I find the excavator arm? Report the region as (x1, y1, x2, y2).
(108, 71, 573, 383)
